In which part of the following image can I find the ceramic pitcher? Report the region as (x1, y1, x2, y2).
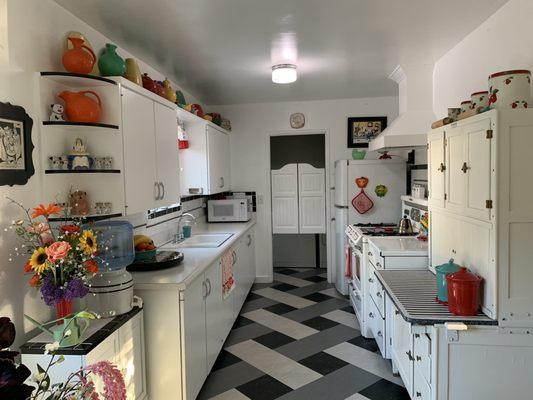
(98, 43, 126, 77)
(58, 90, 102, 123)
(62, 37, 96, 74)
(124, 58, 142, 86)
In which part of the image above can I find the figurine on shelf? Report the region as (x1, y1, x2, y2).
(69, 190, 90, 216)
(49, 104, 65, 121)
(68, 138, 91, 170)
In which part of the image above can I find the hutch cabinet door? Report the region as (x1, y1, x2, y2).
(445, 126, 467, 213)
(428, 129, 446, 209)
(206, 125, 231, 194)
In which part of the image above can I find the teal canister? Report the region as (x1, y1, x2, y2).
(98, 43, 126, 77)
(435, 259, 461, 304)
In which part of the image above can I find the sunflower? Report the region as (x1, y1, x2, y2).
(30, 248, 49, 274)
(32, 203, 62, 219)
(79, 230, 97, 255)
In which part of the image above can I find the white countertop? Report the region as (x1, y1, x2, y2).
(368, 236, 428, 257)
(131, 219, 256, 290)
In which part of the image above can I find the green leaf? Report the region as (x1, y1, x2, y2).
(75, 310, 97, 320)
(37, 363, 45, 374)
(56, 355, 65, 364)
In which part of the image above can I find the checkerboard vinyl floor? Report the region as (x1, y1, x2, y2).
(198, 268, 410, 400)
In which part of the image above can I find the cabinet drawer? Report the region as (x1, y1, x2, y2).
(367, 243, 384, 270)
(384, 256, 428, 270)
(413, 368, 431, 400)
(367, 266, 385, 318)
(367, 296, 385, 357)
(414, 333, 431, 385)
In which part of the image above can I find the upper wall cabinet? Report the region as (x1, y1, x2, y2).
(178, 108, 231, 195)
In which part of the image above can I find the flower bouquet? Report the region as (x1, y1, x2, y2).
(8, 200, 99, 321)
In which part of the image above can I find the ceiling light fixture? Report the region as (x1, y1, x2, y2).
(272, 64, 297, 84)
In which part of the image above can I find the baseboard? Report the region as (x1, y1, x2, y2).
(254, 276, 273, 283)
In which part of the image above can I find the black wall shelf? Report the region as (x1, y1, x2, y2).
(45, 169, 121, 174)
(42, 121, 119, 130)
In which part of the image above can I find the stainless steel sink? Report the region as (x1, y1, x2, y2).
(171, 233, 234, 248)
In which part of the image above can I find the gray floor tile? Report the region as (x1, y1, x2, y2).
(275, 365, 381, 400)
(282, 298, 350, 322)
(287, 281, 332, 297)
(224, 322, 273, 348)
(240, 297, 279, 313)
(198, 361, 264, 399)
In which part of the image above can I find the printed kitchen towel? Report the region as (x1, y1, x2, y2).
(221, 250, 235, 299)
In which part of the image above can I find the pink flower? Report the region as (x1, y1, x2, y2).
(45, 241, 72, 262)
(83, 361, 126, 400)
(27, 222, 54, 245)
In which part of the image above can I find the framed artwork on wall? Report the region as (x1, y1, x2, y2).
(347, 116, 387, 148)
(0, 102, 34, 186)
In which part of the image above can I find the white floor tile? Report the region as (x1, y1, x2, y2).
(274, 273, 314, 287)
(344, 394, 371, 400)
(321, 309, 360, 330)
(209, 389, 251, 400)
(226, 340, 322, 390)
(253, 287, 316, 309)
(324, 342, 404, 386)
(243, 309, 319, 340)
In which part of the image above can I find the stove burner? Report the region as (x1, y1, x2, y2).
(354, 223, 397, 227)
(352, 223, 418, 237)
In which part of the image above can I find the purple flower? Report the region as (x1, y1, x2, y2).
(40, 277, 89, 306)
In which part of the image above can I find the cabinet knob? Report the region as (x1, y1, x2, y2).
(416, 355, 422, 361)
(438, 163, 446, 172)
(368, 278, 374, 283)
(376, 292, 382, 298)
(461, 162, 470, 173)
(377, 330, 383, 337)
(368, 251, 373, 257)
(376, 262, 382, 268)
(395, 310, 400, 315)
(416, 392, 422, 397)
(368, 312, 374, 319)
(406, 350, 414, 361)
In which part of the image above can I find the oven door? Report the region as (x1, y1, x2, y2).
(349, 282, 363, 325)
(350, 244, 363, 293)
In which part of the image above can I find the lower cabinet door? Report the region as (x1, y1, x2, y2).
(182, 274, 208, 400)
(86, 331, 119, 395)
(117, 313, 146, 400)
(413, 369, 431, 400)
(391, 306, 413, 396)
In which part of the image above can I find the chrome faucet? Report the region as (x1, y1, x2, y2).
(174, 213, 196, 243)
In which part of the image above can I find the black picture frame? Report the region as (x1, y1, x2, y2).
(347, 116, 387, 148)
(0, 102, 34, 186)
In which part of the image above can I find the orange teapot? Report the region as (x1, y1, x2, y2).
(58, 90, 101, 123)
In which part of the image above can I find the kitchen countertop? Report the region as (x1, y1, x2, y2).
(368, 236, 428, 257)
(131, 219, 256, 290)
(375, 269, 497, 326)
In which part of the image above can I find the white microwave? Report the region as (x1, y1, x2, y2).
(207, 199, 251, 222)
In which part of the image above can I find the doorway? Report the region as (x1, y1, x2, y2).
(270, 134, 327, 271)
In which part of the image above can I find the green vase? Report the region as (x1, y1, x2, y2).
(98, 43, 126, 77)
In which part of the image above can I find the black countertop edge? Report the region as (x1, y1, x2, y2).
(20, 307, 142, 356)
(375, 272, 498, 327)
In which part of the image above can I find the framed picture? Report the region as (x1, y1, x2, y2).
(0, 102, 34, 186)
(347, 116, 387, 148)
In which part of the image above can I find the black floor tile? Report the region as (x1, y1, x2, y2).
(304, 275, 327, 283)
(212, 350, 242, 371)
(348, 335, 380, 353)
(299, 352, 349, 375)
(271, 283, 298, 292)
(253, 331, 295, 349)
(236, 375, 292, 400)
(246, 292, 264, 302)
(358, 378, 411, 400)
(301, 316, 339, 331)
(264, 303, 297, 315)
(275, 268, 300, 275)
(341, 306, 356, 314)
(233, 316, 254, 329)
(303, 292, 333, 303)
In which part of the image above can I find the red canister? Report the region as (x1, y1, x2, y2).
(446, 267, 482, 316)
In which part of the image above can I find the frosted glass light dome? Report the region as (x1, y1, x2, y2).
(272, 64, 297, 84)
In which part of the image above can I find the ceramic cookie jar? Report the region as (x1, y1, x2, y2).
(488, 69, 531, 109)
(470, 91, 489, 109)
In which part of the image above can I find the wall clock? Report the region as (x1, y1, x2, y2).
(290, 113, 305, 129)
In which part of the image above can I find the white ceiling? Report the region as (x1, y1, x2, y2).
(54, 0, 508, 105)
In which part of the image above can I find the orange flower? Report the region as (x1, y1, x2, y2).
(29, 274, 40, 287)
(85, 259, 99, 273)
(32, 203, 62, 219)
(24, 260, 32, 273)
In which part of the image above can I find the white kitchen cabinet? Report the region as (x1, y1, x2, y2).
(22, 310, 146, 400)
(445, 126, 466, 213)
(121, 85, 158, 215)
(427, 129, 446, 209)
(391, 304, 413, 397)
(178, 111, 232, 195)
(233, 231, 256, 318)
(298, 163, 326, 234)
(271, 164, 299, 234)
(154, 101, 181, 206)
(121, 81, 180, 214)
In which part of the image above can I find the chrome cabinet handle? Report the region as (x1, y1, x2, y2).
(232, 250, 237, 265)
(438, 163, 446, 172)
(219, 177, 224, 188)
(154, 182, 161, 200)
(246, 234, 252, 247)
(406, 350, 414, 361)
(160, 182, 165, 199)
(206, 278, 212, 296)
(202, 281, 208, 298)
(461, 162, 470, 173)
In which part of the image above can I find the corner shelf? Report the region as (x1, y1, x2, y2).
(45, 169, 121, 174)
(48, 213, 123, 222)
(40, 72, 117, 87)
(42, 121, 119, 130)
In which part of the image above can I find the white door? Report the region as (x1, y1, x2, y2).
(428, 129, 446, 208)
(464, 117, 492, 220)
(121, 87, 157, 214)
(207, 125, 231, 194)
(182, 274, 207, 400)
(271, 164, 299, 234)
(446, 126, 467, 213)
(154, 102, 180, 206)
(298, 164, 326, 234)
(205, 259, 232, 373)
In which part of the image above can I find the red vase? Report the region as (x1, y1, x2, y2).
(55, 298, 73, 324)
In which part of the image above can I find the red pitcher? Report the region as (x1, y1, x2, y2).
(58, 90, 102, 123)
(62, 37, 96, 74)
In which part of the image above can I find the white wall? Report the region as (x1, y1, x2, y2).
(433, 0, 533, 117)
(0, 0, 204, 349)
(215, 96, 399, 280)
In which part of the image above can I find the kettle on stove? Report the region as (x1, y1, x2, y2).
(398, 215, 413, 234)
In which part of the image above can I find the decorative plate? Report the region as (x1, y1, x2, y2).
(290, 113, 305, 129)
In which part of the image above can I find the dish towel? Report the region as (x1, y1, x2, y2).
(345, 244, 352, 278)
(221, 250, 235, 300)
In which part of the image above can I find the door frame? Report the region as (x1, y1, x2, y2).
(265, 129, 332, 283)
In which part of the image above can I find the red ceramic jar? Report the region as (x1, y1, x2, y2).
(446, 267, 482, 316)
